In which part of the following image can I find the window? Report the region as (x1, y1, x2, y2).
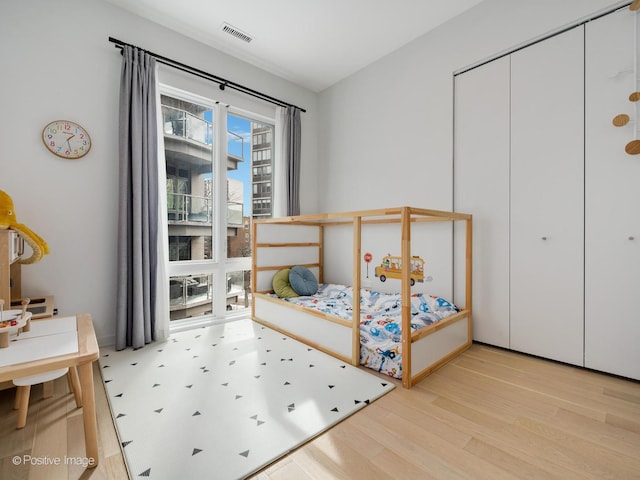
(168, 236, 192, 261)
(252, 129, 271, 146)
(169, 274, 213, 320)
(160, 87, 274, 326)
(253, 182, 271, 196)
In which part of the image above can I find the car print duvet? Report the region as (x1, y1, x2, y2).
(277, 283, 460, 379)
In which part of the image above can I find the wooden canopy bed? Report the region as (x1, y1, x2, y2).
(251, 206, 472, 388)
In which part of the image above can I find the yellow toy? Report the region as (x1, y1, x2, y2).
(0, 190, 49, 264)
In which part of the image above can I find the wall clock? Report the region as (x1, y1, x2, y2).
(42, 120, 92, 159)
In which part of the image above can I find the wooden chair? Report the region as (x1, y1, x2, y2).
(13, 366, 82, 429)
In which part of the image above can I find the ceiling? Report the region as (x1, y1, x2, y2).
(104, 0, 485, 92)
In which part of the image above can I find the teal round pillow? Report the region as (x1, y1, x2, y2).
(273, 269, 299, 298)
(289, 266, 318, 296)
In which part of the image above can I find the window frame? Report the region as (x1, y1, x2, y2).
(158, 83, 275, 330)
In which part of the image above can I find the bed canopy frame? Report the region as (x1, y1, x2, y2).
(251, 206, 472, 388)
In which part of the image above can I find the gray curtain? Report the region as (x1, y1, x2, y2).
(284, 106, 301, 216)
(115, 46, 158, 350)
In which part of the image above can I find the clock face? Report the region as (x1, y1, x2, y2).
(42, 120, 91, 159)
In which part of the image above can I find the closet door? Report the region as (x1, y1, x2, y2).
(510, 26, 585, 365)
(453, 57, 510, 347)
(585, 9, 640, 380)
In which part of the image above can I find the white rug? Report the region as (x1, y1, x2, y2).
(100, 319, 394, 480)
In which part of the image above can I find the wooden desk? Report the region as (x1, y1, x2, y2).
(0, 314, 100, 467)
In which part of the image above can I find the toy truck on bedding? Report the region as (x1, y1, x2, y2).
(374, 254, 425, 286)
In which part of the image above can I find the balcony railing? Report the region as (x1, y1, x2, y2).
(252, 174, 272, 183)
(162, 105, 213, 146)
(227, 201, 243, 226)
(167, 193, 243, 226)
(169, 275, 212, 309)
(168, 193, 212, 223)
(253, 206, 272, 216)
(228, 130, 245, 159)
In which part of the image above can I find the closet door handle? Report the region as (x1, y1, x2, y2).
(541, 236, 548, 241)
(629, 236, 635, 241)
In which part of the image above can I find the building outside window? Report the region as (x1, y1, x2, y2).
(161, 88, 274, 324)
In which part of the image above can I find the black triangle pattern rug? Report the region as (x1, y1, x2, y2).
(99, 319, 394, 479)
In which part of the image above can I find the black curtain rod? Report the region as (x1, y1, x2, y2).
(109, 36, 306, 113)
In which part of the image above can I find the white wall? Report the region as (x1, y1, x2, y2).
(316, 0, 626, 303)
(0, 0, 318, 345)
(317, 0, 627, 213)
(1, 0, 627, 346)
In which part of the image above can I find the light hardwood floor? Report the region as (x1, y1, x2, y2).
(0, 343, 638, 479)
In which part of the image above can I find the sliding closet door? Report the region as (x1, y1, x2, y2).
(510, 26, 585, 365)
(453, 56, 510, 348)
(585, 9, 640, 380)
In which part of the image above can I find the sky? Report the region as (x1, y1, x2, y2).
(226, 114, 252, 215)
(227, 115, 251, 216)
(202, 110, 253, 215)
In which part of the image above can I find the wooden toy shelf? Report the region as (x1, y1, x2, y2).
(0, 230, 54, 319)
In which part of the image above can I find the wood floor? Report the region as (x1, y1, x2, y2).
(0, 343, 638, 480)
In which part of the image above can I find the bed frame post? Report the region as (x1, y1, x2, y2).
(351, 215, 362, 366)
(401, 207, 412, 388)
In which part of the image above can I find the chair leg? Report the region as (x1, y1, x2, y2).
(67, 367, 82, 408)
(42, 380, 54, 399)
(14, 386, 24, 410)
(16, 385, 31, 429)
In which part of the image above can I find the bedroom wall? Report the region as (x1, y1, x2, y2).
(317, 0, 628, 212)
(0, 0, 318, 345)
(316, 0, 627, 287)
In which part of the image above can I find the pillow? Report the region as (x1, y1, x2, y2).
(272, 269, 299, 298)
(289, 265, 319, 296)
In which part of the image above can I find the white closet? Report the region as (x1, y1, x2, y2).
(509, 27, 585, 366)
(453, 56, 510, 348)
(584, 8, 640, 380)
(454, 6, 640, 379)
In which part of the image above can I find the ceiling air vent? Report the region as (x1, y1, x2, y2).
(221, 22, 253, 43)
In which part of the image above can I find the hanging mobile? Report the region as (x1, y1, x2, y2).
(622, 3, 640, 154)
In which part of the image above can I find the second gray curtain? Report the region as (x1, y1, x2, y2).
(283, 106, 301, 216)
(115, 46, 159, 350)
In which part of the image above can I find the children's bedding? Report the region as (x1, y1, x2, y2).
(275, 283, 459, 379)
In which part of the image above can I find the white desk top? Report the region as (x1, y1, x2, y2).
(0, 316, 79, 367)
